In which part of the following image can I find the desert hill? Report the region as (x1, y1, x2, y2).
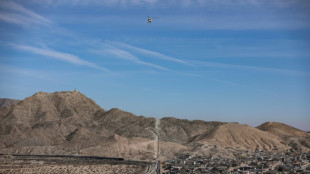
(257, 122, 310, 150)
(257, 122, 309, 137)
(95, 108, 155, 139)
(199, 123, 287, 150)
(0, 90, 109, 154)
(0, 98, 20, 108)
(0, 91, 308, 161)
(159, 117, 225, 144)
(0, 90, 181, 160)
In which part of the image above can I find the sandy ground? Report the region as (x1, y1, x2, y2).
(0, 156, 147, 174)
(0, 164, 146, 174)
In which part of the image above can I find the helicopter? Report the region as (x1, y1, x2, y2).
(147, 16, 159, 23)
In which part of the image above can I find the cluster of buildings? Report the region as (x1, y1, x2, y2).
(162, 146, 310, 173)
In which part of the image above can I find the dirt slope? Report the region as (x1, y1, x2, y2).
(257, 122, 310, 150)
(199, 123, 288, 150)
(257, 122, 309, 137)
(159, 117, 225, 144)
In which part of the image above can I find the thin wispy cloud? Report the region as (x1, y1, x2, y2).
(10, 44, 110, 72)
(92, 43, 168, 70)
(159, 13, 310, 30)
(194, 61, 309, 76)
(109, 41, 192, 66)
(0, 1, 51, 27)
(0, 63, 47, 79)
(27, 0, 159, 7)
(0, 12, 27, 26)
(25, 0, 310, 8)
(203, 75, 277, 96)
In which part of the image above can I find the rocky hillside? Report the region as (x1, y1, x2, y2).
(0, 98, 20, 108)
(95, 108, 155, 139)
(159, 117, 225, 144)
(0, 91, 109, 154)
(0, 91, 308, 161)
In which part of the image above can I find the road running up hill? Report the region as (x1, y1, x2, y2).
(154, 119, 160, 159)
(147, 119, 161, 174)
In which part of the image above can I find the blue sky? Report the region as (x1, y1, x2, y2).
(0, 0, 309, 130)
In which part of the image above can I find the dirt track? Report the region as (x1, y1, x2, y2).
(154, 119, 160, 159)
